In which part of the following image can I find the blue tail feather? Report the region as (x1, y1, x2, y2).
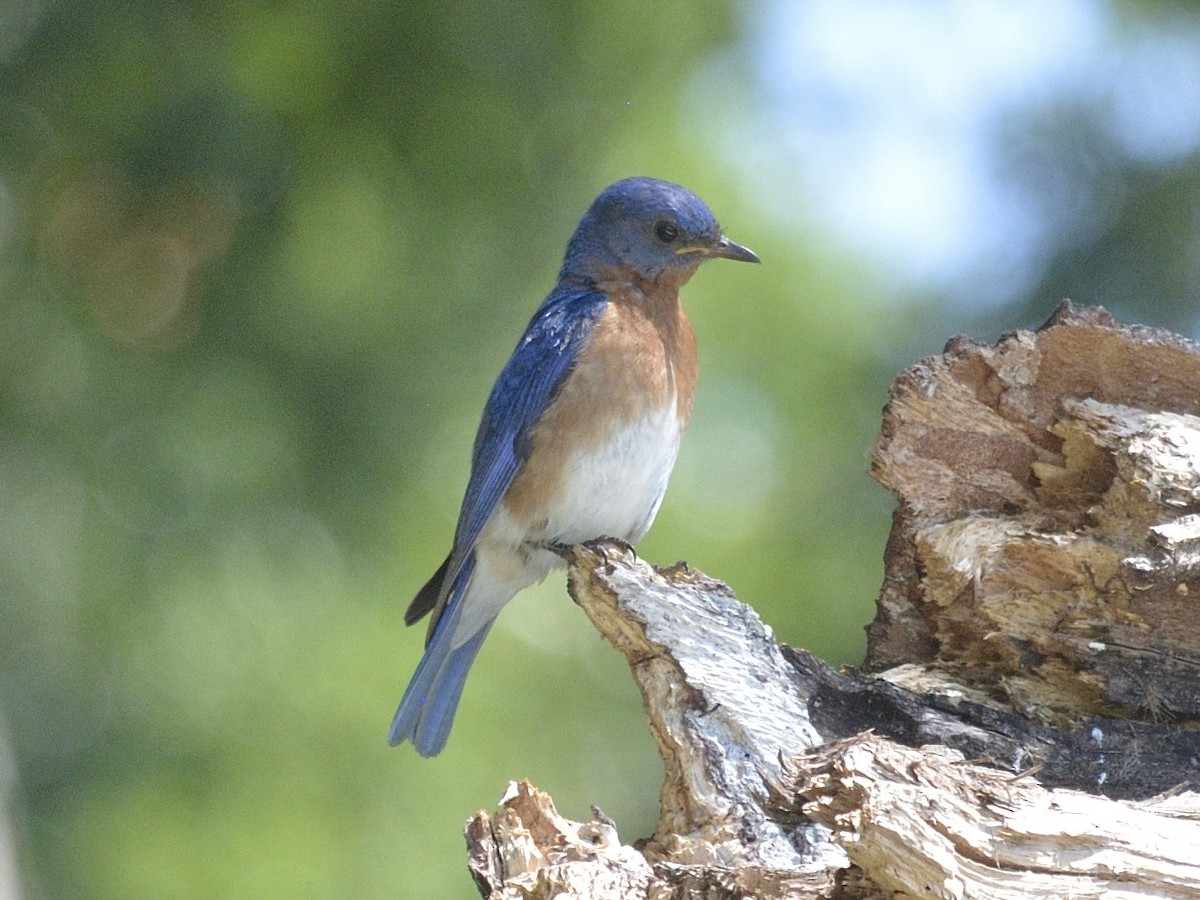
(389, 612, 493, 756)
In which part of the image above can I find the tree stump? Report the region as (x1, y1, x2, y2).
(464, 302, 1200, 899)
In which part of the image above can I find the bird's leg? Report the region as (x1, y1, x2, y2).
(536, 540, 576, 560)
(534, 536, 636, 561)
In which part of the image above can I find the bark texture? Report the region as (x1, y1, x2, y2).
(868, 302, 1200, 733)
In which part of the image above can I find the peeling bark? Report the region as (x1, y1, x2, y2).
(869, 302, 1200, 727)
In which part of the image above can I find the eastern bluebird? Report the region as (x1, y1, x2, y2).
(390, 177, 759, 756)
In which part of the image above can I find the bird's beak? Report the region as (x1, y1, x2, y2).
(707, 235, 760, 264)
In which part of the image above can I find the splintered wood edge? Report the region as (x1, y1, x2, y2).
(563, 541, 830, 869)
(465, 738, 1200, 899)
(466, 779, 836, 900)
(867, 302, 1200, 728)
(792, 734, 1200, 900)
(466, 781, 653, 898)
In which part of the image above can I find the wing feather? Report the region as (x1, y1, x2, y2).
(406, 287, 609, 633)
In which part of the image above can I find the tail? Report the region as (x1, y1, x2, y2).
(390, 550, 494, 756)
(391, 551, 524, 755)
(388, 613, 494, 756)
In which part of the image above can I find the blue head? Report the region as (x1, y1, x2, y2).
(560, 177, 759, 285)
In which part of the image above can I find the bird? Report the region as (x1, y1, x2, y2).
(390, 176, 759, 756)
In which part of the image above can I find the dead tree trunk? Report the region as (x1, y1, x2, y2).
(464, 302, 1200, 899)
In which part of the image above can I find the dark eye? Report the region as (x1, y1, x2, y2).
(654, 220, 680, 243)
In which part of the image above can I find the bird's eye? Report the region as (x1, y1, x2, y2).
(654, 220, 680, 243)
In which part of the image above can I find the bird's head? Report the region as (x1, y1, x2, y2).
(561, 177, 759, 287)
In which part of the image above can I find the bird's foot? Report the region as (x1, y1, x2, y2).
(535, 536, 636, 562)
(538, 540, 576, 560)
(583, 535, 636, 559)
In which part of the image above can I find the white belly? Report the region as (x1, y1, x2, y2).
(547, 400, 682, 545)
(453, 399, 683, 645)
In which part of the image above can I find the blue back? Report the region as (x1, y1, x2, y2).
(438, 287, 610, 609)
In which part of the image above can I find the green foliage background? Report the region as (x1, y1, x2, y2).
(3, 2, 1199, 896)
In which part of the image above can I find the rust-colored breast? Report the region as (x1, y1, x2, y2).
(501, 283, 697, 526)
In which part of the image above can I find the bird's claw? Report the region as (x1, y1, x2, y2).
(583, 535, 636, 560)
(537, 537, 634, 562)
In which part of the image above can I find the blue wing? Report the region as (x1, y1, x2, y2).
(413, 286, 610, 627)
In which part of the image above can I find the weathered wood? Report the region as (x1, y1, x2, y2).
(869, 302, 1200, 727)
(466, 781, 654, 900)
(465, 304, 1200, 899)
(468, 545, 1200, 898)
(467, 548, 850, 899)
(789, 735, 1200, 899)
(564, 547, 832, 871)
(788, 646, 1200, 801)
